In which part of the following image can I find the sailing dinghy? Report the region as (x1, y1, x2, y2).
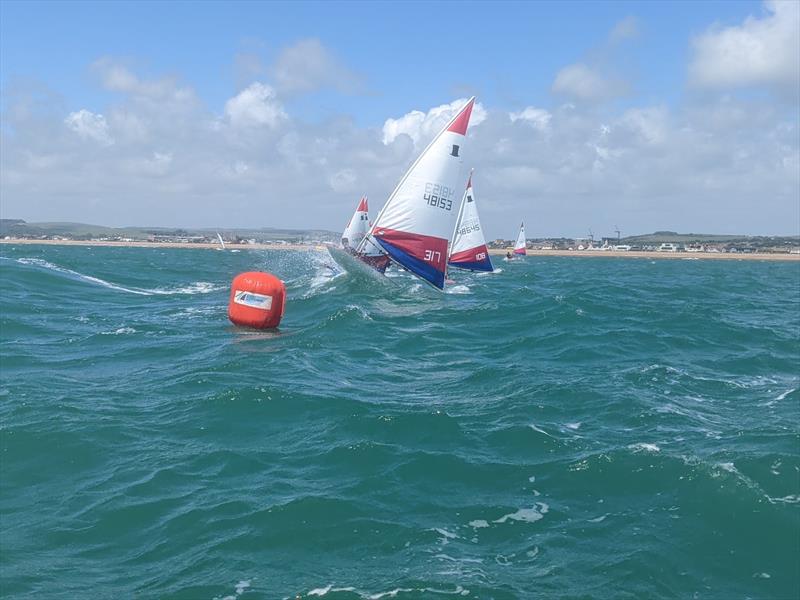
(329, 196, 391, 275)
(447, 170, 493, 272)
(513, 223, 527, 256)
(355, 97, 477, 290)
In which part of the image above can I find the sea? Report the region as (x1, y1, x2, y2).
(1, 244, 798, 600)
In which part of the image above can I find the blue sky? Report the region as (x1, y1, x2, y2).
(1, 0, 765, 120)
(1, 0, 798, 236)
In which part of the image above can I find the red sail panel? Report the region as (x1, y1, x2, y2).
(447, 98, 475, 136)
(373, 227, 448, 286)
(449, 245, 489, 265)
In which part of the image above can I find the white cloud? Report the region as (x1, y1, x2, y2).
(122, 151, 173, 177)
(64, 109, 114, 145)
(616, 106, 669, 145)
(552, 63, 626, 101)
(93, 58, 196, 105)
(107, 109, 148, 142)
(551, 17, 638, 104)
(270, 38, 364, 94)
(224, 82, 287, 128)
(1, 73, 797, 236)
(382, 98, 487, 146)
(329, 168, 357, 193)
(509, 107, 552, 131)
(689, 0, 800, 95)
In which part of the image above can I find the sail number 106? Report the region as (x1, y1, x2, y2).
(424, 182, 453, 211)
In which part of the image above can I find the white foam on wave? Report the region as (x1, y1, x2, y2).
(100, 327, 136, 335)
(433, 527, 459, 544)
(304, 253, 345, 297)
(767, 494, 800, 504)
(368, 589, 416, 599)
(588, 513, 608, 523)
(148, 281, 224, 295)
(215, 579, 252, 600)
(629, 442, 660, 453)
(468, 519, 489, 529)
(16, 257, 222, 296)
(249, 578, 477, 600)
(445, 284, 470, 295)
(494, 502, 549, 524)
(529, 423, 554, 438)
(564, 422, 581, 430)
(18, 258, 153, 295)
(309, 584, 334, 596)
(776, 387, 797, 401)
(235, 581, 251, 594)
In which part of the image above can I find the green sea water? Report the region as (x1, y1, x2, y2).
(1, 245, 798, 599)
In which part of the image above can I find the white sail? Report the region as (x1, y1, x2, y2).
(341, 196, 389, 272)
(342, 196, 370, 251)
(513, 223, 527, 255)
(363, 97, 476, 289)
(448, 170, 493, 272)
(216, 232, 226, 250)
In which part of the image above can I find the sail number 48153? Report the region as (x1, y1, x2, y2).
(424, 182, 453, 211)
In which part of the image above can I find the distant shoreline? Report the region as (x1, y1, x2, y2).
(2, 238, 799, 262)
(486, 248, 800, 262)
(0, 238, 322, 252)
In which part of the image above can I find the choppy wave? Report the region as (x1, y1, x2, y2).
(1, 246, 798, 599)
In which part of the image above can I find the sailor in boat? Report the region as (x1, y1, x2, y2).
(506, 251, 513, 260)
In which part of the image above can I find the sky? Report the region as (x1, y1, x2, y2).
(1, 0, 798, 238)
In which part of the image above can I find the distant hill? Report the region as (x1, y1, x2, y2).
(622, 232, 742, 243)
(620, 232, 799, 245)
(0, 220, 339, 242)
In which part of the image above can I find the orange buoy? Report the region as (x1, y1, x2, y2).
(228, 271, 286, 329)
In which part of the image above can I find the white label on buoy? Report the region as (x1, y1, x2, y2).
(233, 290, 273, 310)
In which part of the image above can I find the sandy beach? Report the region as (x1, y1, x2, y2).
(2, 238, 798, 261)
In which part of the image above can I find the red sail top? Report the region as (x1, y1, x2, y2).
(447, 98, 475, 136)
(356, 196, 368, 212)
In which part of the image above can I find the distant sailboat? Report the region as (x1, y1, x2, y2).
(340, 196, 390, 273)
(513, 223, 527, 256)
(360, 97, 477, 290)
(448, 170, 493, 272)
(216, 232, 226, 251)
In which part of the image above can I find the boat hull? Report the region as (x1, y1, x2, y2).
(326, 245, 392, 282)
